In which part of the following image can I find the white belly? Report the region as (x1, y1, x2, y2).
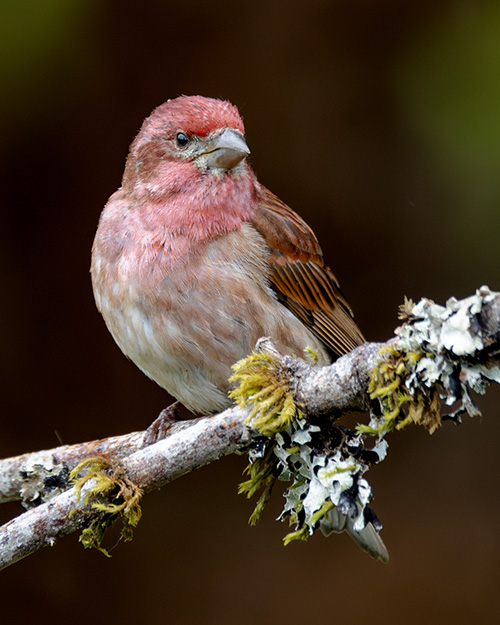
(92, 223, 329, 414)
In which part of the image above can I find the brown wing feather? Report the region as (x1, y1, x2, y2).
(251, 186, 364, 358)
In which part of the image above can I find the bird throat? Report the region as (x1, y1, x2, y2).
(164, 167, 261, 243)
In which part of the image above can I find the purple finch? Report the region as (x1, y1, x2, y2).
(91, 96, 388, 561)
(91, 95, 364, 417)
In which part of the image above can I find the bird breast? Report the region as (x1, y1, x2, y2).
(92, 217, 330, 414)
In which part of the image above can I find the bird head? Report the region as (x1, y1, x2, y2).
(119, 96, 261, 240)
(124, 96, 252, 190)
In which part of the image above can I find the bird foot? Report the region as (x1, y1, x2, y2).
(144, 401, 185, 445)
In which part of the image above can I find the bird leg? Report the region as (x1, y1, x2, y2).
(144, 401, 187, 445)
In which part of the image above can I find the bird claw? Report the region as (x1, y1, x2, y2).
(144, 401, 184, 445)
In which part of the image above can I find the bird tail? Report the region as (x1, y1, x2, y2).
(320, 506, 389, 563)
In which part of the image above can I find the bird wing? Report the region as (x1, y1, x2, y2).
(251, 186, 364, 358)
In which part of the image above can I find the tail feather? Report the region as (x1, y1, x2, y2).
(320, 507, 389, 563)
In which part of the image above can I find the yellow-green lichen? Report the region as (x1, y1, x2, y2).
(230, 348, 304, 526)
(304, 346, 319, 365)
(358, 345, 441, 437)
(238, 448, 277, 526)
(229, 349, 302, 436)
(69, 457, 143, 556)
(283, 525, 309, 546)
(283, 501, 335, 546)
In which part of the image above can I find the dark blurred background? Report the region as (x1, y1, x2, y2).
(1, 0, 500, 622)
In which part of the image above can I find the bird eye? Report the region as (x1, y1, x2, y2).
(175, 132, 189, 149)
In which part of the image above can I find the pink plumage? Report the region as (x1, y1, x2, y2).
(91, 95, 364, 415)
(146, 96, 245, 138)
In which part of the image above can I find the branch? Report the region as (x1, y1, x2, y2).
(1, 287, 499, 570)
(0, 431, 146, 505)
(0, 342, 382, 506)
(0, 408, 248, 570)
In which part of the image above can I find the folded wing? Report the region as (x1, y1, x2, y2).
(251, 186, 364, 358)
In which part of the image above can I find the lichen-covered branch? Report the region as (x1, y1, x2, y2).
(0, 431, 147, 505)
(0, 408, 249, 570)
(1, 287, 499, 571)
(0, 343, 382, 508)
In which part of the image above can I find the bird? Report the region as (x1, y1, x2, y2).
(91, 95, 364, 417)
(91, 96, 385, 560)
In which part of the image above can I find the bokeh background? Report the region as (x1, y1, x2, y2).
(1, 1, 500, 623)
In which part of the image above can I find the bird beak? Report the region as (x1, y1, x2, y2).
(204, 128, 250, 170)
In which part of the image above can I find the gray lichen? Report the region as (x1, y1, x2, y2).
(236, 286, 500, 562)
(19, 453, 69, 508)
